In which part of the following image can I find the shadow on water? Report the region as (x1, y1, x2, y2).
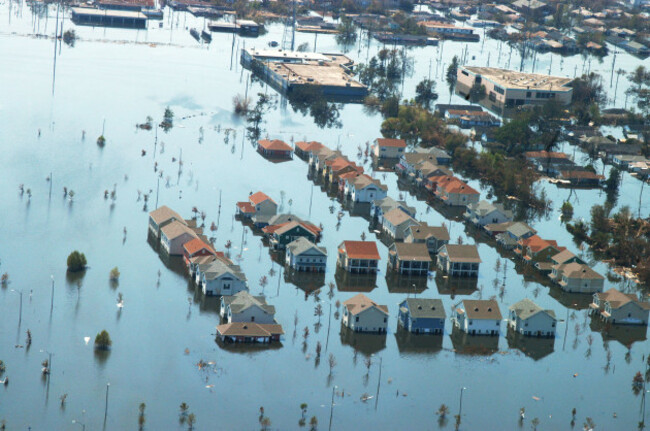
(385, 271, 429, 294)
(548, 287, 593, 311)
(450, 326, 499, 356)
(284, 269, 326, 296)
(506, 327, 555, 361)
(394, 328, 443, 356)
(215, 338, 283, 354)
(335, 268, 378, 293)
(589, 318, 648, 348)
(339, 326, 386, 357)
(94, 349, 111, 369)
(434, 273, 478, 299)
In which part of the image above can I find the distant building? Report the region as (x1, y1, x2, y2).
(381, 208, 420, 240)
(71, 7, 147, 28)
(452, 299, 501, 335)
(552, 262, 604, 293)
(445, 109, 501, 127)
(398, 298, 446, 334)
(456, 66, 573, 114)
(337, 241, 380, 274)
(257, 139, 293, 159)
(236, 191, 278, 227)
(285, 237, 327, 272)
(404, 223, 450, 254)
(590, 289, 650, 326)
(464, 200, 513, 227)
(388, 243, 432, 276)
(342, 293, 389, 333)
(508, 299, 556, 337)
(371, 197, 416, 225)
(437, 244, 481, 277)
(372, 138, 406, 159)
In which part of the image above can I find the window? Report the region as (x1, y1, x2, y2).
(383, 318, 387, 322)
(494, 86, 505, 95)
(461, 70, 469, 76)
(469, 320, 473, 325)
(251, 316, 255, 322)
(355, 316, 359, 322)
(526, 91, 531, 98)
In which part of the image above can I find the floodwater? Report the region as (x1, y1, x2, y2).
(0, 2, 649, 430)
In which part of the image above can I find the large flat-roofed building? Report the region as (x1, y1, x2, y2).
(71, 7, 147, 28)
(456, 66, 573, 114)
(241, 48, 367, 98)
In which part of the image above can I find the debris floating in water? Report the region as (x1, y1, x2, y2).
(84, 337, 91, 345)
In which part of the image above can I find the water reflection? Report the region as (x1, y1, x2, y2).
(385, 271, 429, 294)
(335, 267, 377, 293)
(506, 327, 555, 361)
(450, 326, 499, 356)
(215, 339, 283, 354)
(284, 269, 326, 296)
(339, 326, 386, 357)
(434, 273, 478, 299)
(548, 287, 593, 311)
(589, 319, 648, 348)
(394, 328, 443, 356)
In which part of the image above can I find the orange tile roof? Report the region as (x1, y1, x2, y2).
(258, 139, 292, 151)
(249, 191, 275, 205)
(375, 138, 406, 148)
(295, 141, 324, 152)
(520, 235, 564, 253)
(339, 241, 380, 260)
(183, 238, 216, 256)
(437, 176, 478, 195)
(236, 201, 256, 213)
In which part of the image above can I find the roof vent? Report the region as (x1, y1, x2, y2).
(431, 307, 436, 310)
(243, 325, 248, 329)
(474, 307, 479, 312)
(488, 308, 492, 312)
(418, 305, 423, 310)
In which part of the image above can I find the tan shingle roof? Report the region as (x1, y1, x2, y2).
(459, 299, 502, 320)
(556, 263, 603, 280)
(216, 322, 284, 337)
(161, 220, 198, 241)
(441, 244, 481, 263)
(149, 205, 186, 226)
(390, 242, 432, 262)
(343, 293, 388, 315)
(383, 208, 418, 227)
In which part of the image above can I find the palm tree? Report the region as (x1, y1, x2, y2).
(300, 403, 308, 419)
(179, 402, 189, 424)
(138, 402, 146, 431)
(187, 413, 196, 430)
(309, 416, 318, 431)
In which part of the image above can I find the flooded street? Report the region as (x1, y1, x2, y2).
(1, 2, 649, 429)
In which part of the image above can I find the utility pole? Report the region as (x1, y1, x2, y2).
(50, 275, 55, 313)
(104, 383, 110, 424)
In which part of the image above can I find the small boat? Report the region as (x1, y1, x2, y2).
(268, 40, 278, 47)
(190, 28, 200, 41)
(201, 30, 212, 43)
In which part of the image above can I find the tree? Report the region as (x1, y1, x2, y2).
(94, 330, 112, 350)
(469, 82, 486, 104)
(246, 92, 276, 142)
(309, 416, 318, 431)
(138, 403, 146, 431)
(561, 201, 574, 221)
(605, 168, 621, 193)
(446, 56, 459, 89)
(67, 251, 87, 272)
(161, 106, 174, 132)
(109, 267, 120, 282)
(336, 18, 357, 47)
(63, 30, 77, 47)
(187, 413, 196, 430)
(627, 66, 650, 116)
(531, 417, 540, 430)
(179, 402, 189, 424)
(328, 353, 337, 375)
(415, 79, 438, 109)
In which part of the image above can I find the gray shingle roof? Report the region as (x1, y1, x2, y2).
(509, 298, 556, 320)
(225, 291, 275, 315)
(402, 298, 446, 319)
(506, 222, 536, 239)
(287, 237, 327, 256)
(200, 259, 247, 282)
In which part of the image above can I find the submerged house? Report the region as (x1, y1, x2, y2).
(371, 197, 416, 225)
(398, 298, 446, 334)
(464, 200, 513, 227)
(236, 191, 278, 226)
(216, 322, 284, 343)
(388, 242, 432, 276)
(160, 220, 199, 256)
(508, 298, 557, 337)
(436, 244, 481, 277)
(220, 291, 276, 324)
(404, 223, 450, 254)
(495, 222, 537, 249)
(196, 259, 248, 296)
(285, 237, 327, 272)
(337, 241, 381, 274)
(372, 138, 406, 159)
(342, 293, 389, 333)
(344, 174, 388, 203)
(182, 237, 216, 267)
(452, 299, 502, 335)
(148, 205, 186, 238)
(257, 139, 293, 159)
(262, 219, 322, 251)
(381, 208, 420, 240)
(552, 262, 604, 294)
(589, 289, 650, 325)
